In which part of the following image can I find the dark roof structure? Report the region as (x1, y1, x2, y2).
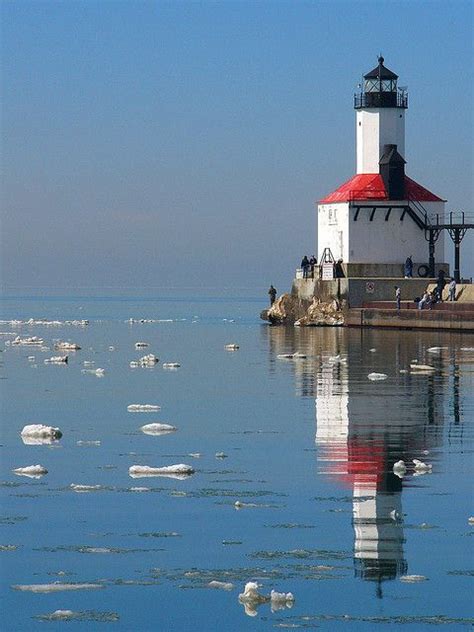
(364, 56, 398, 80)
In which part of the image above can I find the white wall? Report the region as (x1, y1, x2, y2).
(356, 108, 406, 173)
(317, 203, 349, 262)
(347, 201, 445, 263)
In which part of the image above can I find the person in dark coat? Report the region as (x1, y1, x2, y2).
(404, 256, 413, 278)
(268, 285, 277, 306)
(436, 270, 446, 302)
(301, 256, 310, 279)
(309, 255, 317, 279)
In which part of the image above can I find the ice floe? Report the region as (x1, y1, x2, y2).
(127, 404, 161, 412)
(34, 609, 119, 622)
(208, 580, 234, 591)
(12, 465, 48, 479)
(410, 364, 436, 372)
(131, 354, 159, 368)
(81, 368, 105, 377)
(413, 459, 432, 473)
(44, 355, 68, 364)
(162, 362, 180, 369)
(140, 423, 177, 435)
(399, 575, 428, 583)
(427, 346, 448, 353)
(238, 582, 294, 617)
(0, 318, 88, 327)
(10, 335, 44, 346)
(21, 424, 62, 443)
(393, 460, 407, 476)
(54, 341, 81, 350)
(215, 452, 228, 459)
(277, 352, 307, 360)
(135, 341, 149, 348)
(368, 372, 388, 381)
(70, 484, 103, 493)
(12, 582, 103, 593)
(76, 440, 101, 447)
(225, 343, 239, 351)
(468, 517, 474, 525)
(129, 464, 195, 479)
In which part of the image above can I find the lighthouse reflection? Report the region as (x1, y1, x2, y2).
(263, 325, 452, 594)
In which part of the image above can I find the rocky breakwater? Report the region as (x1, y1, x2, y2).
(260, 294, 344, 326)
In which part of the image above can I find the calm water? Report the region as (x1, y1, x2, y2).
(1, 291, 473, 631)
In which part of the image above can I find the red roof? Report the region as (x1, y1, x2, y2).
(319, 173, 444, 203)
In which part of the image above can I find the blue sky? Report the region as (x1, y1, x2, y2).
(1, 0, 473, 291)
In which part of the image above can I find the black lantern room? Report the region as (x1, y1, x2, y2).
(354, 57, 408, 109)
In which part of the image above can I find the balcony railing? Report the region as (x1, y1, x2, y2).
(354, 92, 408, 109)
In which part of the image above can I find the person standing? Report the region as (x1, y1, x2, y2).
(436, 270, 446, 302)
(301, 256, 310, 279)
(309, 255, 316, 279)
(395, 286, 401, 311)
(268, 285, 277, 306)
(404, 255, 413, 278)
(448, 278, 457, 301)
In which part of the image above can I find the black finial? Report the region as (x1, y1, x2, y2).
(378, 55, 384, 65)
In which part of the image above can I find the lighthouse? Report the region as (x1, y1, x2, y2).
(317, 57, 446, 275)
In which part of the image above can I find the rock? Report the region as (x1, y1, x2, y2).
(261, 294, 344, 326)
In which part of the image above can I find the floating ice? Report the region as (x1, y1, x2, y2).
(81, 368, 104, 376)
(11, 335, 44, 346)
(12, 582, 103, 593)
(369, 348, 376, 352)
(70, 484, 103, 492)
(393, 460, 407, 475)
(140, 423, 177, 435)
(54, 341, 81, 350)
(238, 582, 294, 617)
(188, 453, 202, 458)
(128, 318, 174, 324)
(127, 404, 161, 412)
(427, 346, 448, 353)
(208, 580, 234, 591)
(21, 424, 62, 443)
(12, 465, 48, 479)
(83, 360, 95, 366)
(225, 343, 240, 351)
(400, 575, 428, 583)
(76, 440, 101, 447)
(460, 347, 474, 351)
(468, 517, 474, 525)
(0, 318, 88, 327)
(277, 352, 306, 360)
(27, 355, 35, 361)
(163, 362, 180, 369)
(130, 487, 150, 492)
(135, 341, 149, 348)
(410, 364, 435, 372)
(108, 346, 115, 351)
(215, 452, 228, 459)
(132, 354, 159, 367)
(129, 464, 195, 479)
(413, 459, 432, 473)
(44, 355, 68, 364)
(368, 372, 388, 381)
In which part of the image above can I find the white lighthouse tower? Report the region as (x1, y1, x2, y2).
(317, 57, 446, 275)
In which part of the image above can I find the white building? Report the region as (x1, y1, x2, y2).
(317, 57, 445, 271)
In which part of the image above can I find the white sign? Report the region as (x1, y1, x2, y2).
(322, 264, 334, 280)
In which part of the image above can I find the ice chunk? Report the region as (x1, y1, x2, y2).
(27, 356, 35, 361)
(11, 335, 44, 346)
(460, 347, 474, 351)
(12, 464, 48, 479)
(135, 342, 149, 348)
(427, 346, 447, 353)
(270, 589, 295, 612)
(368, 372, 388, 381)
(12, 583, 103, 593)
(468, 517, 474, 525)
(21, 424, 62, 442)
(225, 344, 239, 351)
(393, 460, 406, 475)
(369, 348, 376, 352)
(277, 352, 307, 360)
(81, 368, 104, 376)
(410, 364, 435, 372)
(44, 355, 68, 364)
(399, 575, 428, 583)
(132, 353, 159, 367)
(70, 484, 103, 492)
(162, 362, 180, 369)
(127, 404, 161, 412)
(76, 440, 101, 447)
(208, 580, 234, 591)
(215, 452, 228, 459)
(54, 341, 81, 350)
(413, 459, 432, 473)
(129, 464, 195, 479)
(140, 423, 177, 435)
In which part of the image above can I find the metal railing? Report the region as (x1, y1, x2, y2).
(354, 92, 408, 109)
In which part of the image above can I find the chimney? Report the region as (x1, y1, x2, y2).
(379, 144, 406, 199)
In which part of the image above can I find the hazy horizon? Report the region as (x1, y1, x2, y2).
(2, 1, 473, 294)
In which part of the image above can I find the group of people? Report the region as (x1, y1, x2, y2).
(394, 271, 457, 312)
(300, 255, 317, 279)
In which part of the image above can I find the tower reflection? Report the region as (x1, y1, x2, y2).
(262, 325, 456, 595)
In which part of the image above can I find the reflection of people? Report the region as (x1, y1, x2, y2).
(448, 278, 457, 301)
(309, 255, 316, 279)
(404, 256, 413, 278)
(268, 285, 277, 306)
(395, 286, 401, 311)
(334, 259, 345, 278)
(301, 256, 310, 279)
